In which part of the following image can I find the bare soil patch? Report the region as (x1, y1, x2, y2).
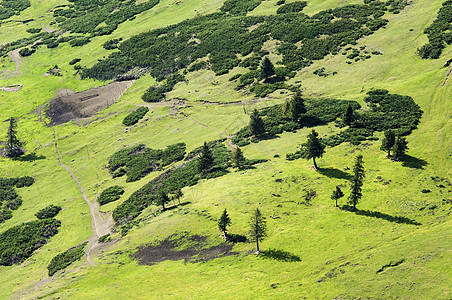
(132, 233, 238, 265)
(44, 81, 133, 126)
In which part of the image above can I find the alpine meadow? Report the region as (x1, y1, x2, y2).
(0, 0, 451, 299)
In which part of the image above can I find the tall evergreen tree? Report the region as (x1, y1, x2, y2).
(331, 186, 344, 207)
(380, 129, 396, 157)
(218, 209, 232, 236)
(249, 109, 265, 137)
(199, 142, 214, 172)
(4, 118, 24, 158)
(343, 104, 354, 125)
(231, 146, 247, 169)
(392, 136, 408, 161)
(156, 191, 170, 210)
(348, 155, 365, 211)
(260, 57, 275, 81)
(282, 92, 306, 121)
(249, 208, 267, 253)
(173, 189, 183, 205)
(301, 129, 326, 170)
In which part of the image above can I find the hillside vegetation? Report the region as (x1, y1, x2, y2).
(0, 0, 451, 299)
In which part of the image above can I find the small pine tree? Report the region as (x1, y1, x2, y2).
(331, 186, 344, 207)
(249, 109, 265, 137)
(249, 208, 267, 253)
(173, 189, 183, 205)
(156, 191, 170, 210)
(392, 136, 408, 161)
(301, 129, 326, 170)
(348, 155, 365, 211)
(380, 129, 396, 157)
(282, 92, 306, 121)
(4, 118, 24, 158)
(232, 147, 247, 169)
(343, 104, 354, 125)
(260, 57, 275, 81)
(218, 209, 232, 236)
(199, 142, 214, 172)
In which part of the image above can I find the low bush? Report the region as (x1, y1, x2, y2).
(69, 58, 81, 65)
(0, 176, 35, 223)
(19, 48, 35, 57)
(35, 205, 62, 219)
(47, 242, 87, 276)
(97, 186, 124, 205)
(0, 219, 61, 266)
(276, 1, 307, 14)
(123, 107, 149, 126)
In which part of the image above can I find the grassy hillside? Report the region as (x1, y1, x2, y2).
(0, 0, 451, 299)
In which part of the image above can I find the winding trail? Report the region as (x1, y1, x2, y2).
(52, 128, 112, 265)
(441, 67, 452, 87)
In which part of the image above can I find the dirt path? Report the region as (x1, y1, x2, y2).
(51, 127, 113, 265)
(441, 67, 452, 87)
(9, 49, 30, 74)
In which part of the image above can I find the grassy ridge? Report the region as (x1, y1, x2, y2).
(0, 0, 451, 299)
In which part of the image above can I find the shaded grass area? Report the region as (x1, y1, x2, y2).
(259, 248, 301, 262)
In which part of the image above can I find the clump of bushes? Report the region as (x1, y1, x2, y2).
(123, 107, 149, 126)
(97, 186, 124, 205)
(108, 143, 187, 182)
(220, 0, 263, 15)
(276, 1, 307, 14)
(142, 73, 185, 103)
(69, 58, 81, 65)
(103, 38, 122, 50)
(0, 218, 61, 266)
(0, 176, 35, 223)
(19, 47, 35, 57)
(35, 205, 62, 219)
(47, 242, 87, 276)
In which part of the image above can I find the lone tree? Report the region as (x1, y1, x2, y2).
(301, 129, 326, 170)
(232, 146, 247, 169)
(4, 118, 24, 158)
(282, 92, 306, 121)
(218, 209, 232, 237)
(331, 186, 344, 207)
(173, 189, 183, 205)
(260, 57, 275, 81)
(343, 104, 354, 125)
(156, 191, 170, 210)
(392, 136, 408, 161)
(249, 208, 267, 253)
(380, 129, 396, 157)
(199, 142, 214, 172)
(348, 154, 365, 211)
(249, 109, 265, 137)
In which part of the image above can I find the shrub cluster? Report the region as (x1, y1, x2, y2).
(19, 48, 35, 57)
(417, 0, 452, 59)
(0, 0, 30, 20)
(35, 205, 62, 219)
(0, 218, 61, 266)
(123, 107, 149, 126)
(108, 143, 186, 182)
(47, 242, 87, 276)
(220, 0, 263, 16)
(97, 186, 125, 205)
(112, 143, 232, 225)
(0, 176, 35, 223)
(142, 74, 185, 102)
(276, 1, 307, 14)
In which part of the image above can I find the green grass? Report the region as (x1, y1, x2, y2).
(0, 0, 451, 299)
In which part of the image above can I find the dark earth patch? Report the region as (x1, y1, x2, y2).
(132, 233, 238, 265)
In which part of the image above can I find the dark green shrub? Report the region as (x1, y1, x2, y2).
(276, 1, 307, 14)
(47, 242, 87, 276)
(26, 28, 42, 34)
(0, 219, 61, 266)
(97, 186, 124, 205)
(35, 205, 62, 219)
(98, 234, 111, 243)
(103, 38, 122, 50)
(69, 37, 90, 47)
(123, 107, 149, 126)
(69, 58, 81, 65)
(19, 48, 35, 57)
(220, 0, 263, 15)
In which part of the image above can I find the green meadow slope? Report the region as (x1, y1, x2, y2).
(0, 0, 451, 299)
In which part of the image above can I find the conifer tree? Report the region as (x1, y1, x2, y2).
(218, 209, 232, 236)
(156, 191, 170, 210)
(173, 189, 183, 205)
(232, 146, 247, 169)
(249, 208, 267, 253)
(301, 129, 326, 170)
(249, 109, 265, 137)
(199, 142, 214, 172)
(380, 129, 396, 157)
(260, 57, 275, 81)
(348, 155, 365, 211)
(282, 92, 306, 121)
(4, 118, 24, 158)
(331, 186, 344, 207)
(392, 136, 408, 161)
(343, 104, 354, 125)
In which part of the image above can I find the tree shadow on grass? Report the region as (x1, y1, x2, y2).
(12, 153, 45, 162)
(317, 167, 353, 181)
(401, 154, 428, 169)
(340, 205, 421, 225)
(225, 233, 247, 243)
(259, 248, 301, 262)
